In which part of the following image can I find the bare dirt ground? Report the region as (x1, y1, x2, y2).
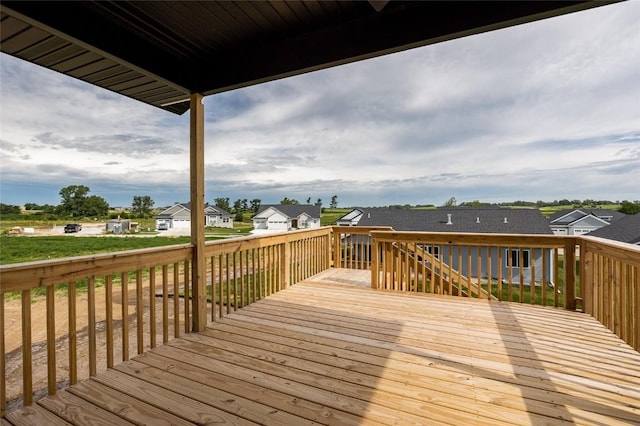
(4, 278, 189, 413)
(14, 222, 192, 237)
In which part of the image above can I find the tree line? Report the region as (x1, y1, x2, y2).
(1, 185, 155, 219)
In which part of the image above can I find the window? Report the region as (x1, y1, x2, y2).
(505, 248, 530, 268)
(427, 245, 440, 259)
(423, 244, 440, 259)
(222, 217, 229, 223)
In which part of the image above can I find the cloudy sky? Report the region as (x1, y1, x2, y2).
(1, 2, 639, 209)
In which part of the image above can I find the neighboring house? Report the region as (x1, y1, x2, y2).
(155, 203, 233, 230)
(547, 209, 624, 236)
(341, 207, 555, 285)
(252, 204, 321, 232)
(588, 214, 640, 245)
(336, 208, 365, 226)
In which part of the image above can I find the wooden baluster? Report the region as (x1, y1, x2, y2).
(149, 267, 156, 349)
(22, 289, 32, 405)
(530, 248, 536, 305)
(541, 249, 548, 307)
(184, 260, 190, 332)
(105, 275, 114, 367)
(88, 276, 96, 375)
(68, 282, 77, 384)
(497, 247, 503, 301)
(46, 285, 56, 395)
(135, 270, 143, 354)
(162, 265, 169, 344)
(173, 263, 180, 338)
(121, 272, 129, 361)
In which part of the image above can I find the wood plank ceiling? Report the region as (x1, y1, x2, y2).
(1, 1, 607, 115)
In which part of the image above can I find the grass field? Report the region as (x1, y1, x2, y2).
(0, 235, 198, 264)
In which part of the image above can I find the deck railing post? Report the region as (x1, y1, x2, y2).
(564, 238, 577, 310)
(281, 239, 291, 289)
(580, 239, 592, 315)
(325, 229, 332, 271)
(371, 234, 379, 289)
(190, 92, 207, 332)
(332, 227, 341, 268)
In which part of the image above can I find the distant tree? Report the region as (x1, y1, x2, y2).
(214, 197, 230, 212)
(250, 198, 261, 213)
(233, 199, 243, 213)
(0, 203, 21, 215)
(82, 195, 109, 217)
(280, 197, 299, 205)
(619, 200, 640, 215)
(132, 195, 154, 217)
(59, 185, 90, 216)
(330, 195, 338, 209)
(443, 197, 457, 207)
(306, 197, 311, 204)
(24, 203, 39, 210)
(241, 199, 248, 211)
(57, 185, 108, 217)
(234, 211, 244, 222)
(315, 198, 322, 207)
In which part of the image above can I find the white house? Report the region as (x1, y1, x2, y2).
(547, 209, 624, 236)
(252, 204, 321, 232)
(155, 203, 233, 230)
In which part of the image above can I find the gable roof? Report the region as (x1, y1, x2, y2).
(548, 208, 624, 224)
(355, 207, 553, 235)
(255, 204, 321, 220)
(157, 202, 230, 217)
(1, 1, 604, 115)
(588, 214, 640, 244)
(204, 205, 231, 216)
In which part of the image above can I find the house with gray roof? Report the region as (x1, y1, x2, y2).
(339, 207, 555, 285)
(547, 209, 624, 236)
(252, 204, 321, 233)
(588, 214, 640, 245)
(155, 203, 232, 230)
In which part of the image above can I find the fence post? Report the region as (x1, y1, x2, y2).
(564, 238, 577, 310)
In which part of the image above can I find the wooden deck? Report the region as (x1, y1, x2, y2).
(4, 269, 640, 425)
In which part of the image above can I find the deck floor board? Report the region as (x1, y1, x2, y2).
(5, 269, 640, 425)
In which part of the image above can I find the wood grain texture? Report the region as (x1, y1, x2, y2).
(6, 271, 640, 425)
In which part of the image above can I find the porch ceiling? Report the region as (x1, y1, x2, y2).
(0, 1, 609, 115)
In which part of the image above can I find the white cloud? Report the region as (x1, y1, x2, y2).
(1, 2, 639, 207)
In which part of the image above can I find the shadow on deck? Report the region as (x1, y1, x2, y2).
(5, 269, 640, 425)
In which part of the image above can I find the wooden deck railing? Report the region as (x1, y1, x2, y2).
(1, 226, 638, 417)
(0, 227, 332, 416)
(581, 235, 639, 352)
(369, 231, 577, 307)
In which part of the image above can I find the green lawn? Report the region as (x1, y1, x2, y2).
(0, 235, 195, 264)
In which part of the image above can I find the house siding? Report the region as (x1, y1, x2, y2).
(432, 246, 553, 285)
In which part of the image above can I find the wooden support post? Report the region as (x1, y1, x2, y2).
(190, 93, 207, 332)
(371, 236, 379, 289)
(581, 240, 592, 315)
(281, 238, 291, 289)
(564, 239, 577, 310)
